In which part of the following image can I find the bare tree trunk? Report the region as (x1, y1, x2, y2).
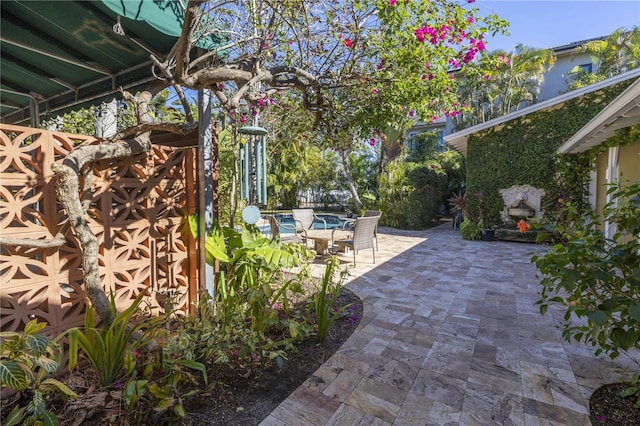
(48, 92, 196, 322)
(339, 150, 362, 212)
(51, 134, 153, 322)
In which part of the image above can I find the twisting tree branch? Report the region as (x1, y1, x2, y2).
(49, 91, 156, 321)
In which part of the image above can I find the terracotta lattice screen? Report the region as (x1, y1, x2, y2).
(0, 124, 199, 336)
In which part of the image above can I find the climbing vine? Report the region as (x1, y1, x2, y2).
(464, 79, 635, 226)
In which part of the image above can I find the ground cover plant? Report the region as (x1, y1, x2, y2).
(0, 225, 362, 425)
(533, 180, 640, 424)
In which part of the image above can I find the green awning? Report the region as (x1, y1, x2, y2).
(102, 0, 223, 50)
(0, 0, 223, 126)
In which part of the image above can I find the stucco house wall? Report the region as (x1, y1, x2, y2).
(619, 139, 640, 183)
(538, 51, 596, 101)
(593, 139, 640, 234)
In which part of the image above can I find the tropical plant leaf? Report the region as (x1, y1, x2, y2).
(41, 378, 78, 398)
(205, 233, 230, 263)
(254, 247, 298, 268)
(123, 379, 148, 407)
(23, 319, 48, 336)
(173, 403, 186, 417)
(0, 360, 28, 390)
(148, 382, 172, 399)
(628, 304, 640, 321)
(28, 389, 45, 415)
(154, 397, 175, 411)
(2, 406, 23, 426)
(175, 360, 208, 386)
(33, 354, 59, 374)
(41, 410, 59, 426)
(187, 212, 199, 238)
(586, 310, 607, 326)
(25, 334, 49, 357)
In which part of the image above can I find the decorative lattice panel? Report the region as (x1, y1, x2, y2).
(0, 124, 198, 336)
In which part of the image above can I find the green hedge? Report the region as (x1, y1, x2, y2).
(465, 80, 634, 227)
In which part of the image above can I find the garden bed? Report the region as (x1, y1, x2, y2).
(40, 287, 363, 426)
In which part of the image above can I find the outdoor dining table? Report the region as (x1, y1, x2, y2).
(304, 229, 352, 255)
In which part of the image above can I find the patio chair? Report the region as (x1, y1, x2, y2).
(340, 210, 382, 250)
(267, 215, 303, 243)
(334, 215, 379, 266)
(363, 210, 382, 250)
(292, 208, 326, 245)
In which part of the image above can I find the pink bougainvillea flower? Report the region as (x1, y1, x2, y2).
(343, 38, 353, 47)
(389, 0, 397, 5)
(467, 0, 476, 3)
(240, 115, 247, 124)
(484, 74, 491, 80)
(369, 138, 376, 147)
(372, 88, 379, 95)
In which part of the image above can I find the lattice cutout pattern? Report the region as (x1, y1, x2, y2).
(1, 124, 198, 336)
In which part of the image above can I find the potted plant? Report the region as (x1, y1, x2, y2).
(476, 191, 501, 241)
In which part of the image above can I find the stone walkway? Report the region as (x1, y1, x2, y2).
(261, 222, 637, 426)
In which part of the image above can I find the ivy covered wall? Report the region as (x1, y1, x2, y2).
(464, 79, 634, 227)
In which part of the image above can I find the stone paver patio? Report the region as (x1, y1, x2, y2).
(261, 222, 637, 426)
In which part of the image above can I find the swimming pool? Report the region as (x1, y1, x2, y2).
(268, 213, 351, 234)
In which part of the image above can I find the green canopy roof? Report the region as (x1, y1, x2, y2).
(0, 0, 221, 126)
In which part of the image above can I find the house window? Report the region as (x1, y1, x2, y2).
(578, 63, 593, 73)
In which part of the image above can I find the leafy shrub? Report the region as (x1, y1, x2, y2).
(377, 161, 448, 229)
(0, 320, 76, 426)
(186, 217, 316, 369)
(460, 217, 482, 240)
(533, 180, 640, 400)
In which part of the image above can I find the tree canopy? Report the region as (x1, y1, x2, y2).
(8, 0, 510, 321)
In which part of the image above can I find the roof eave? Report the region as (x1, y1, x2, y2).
(558, 77, 640, 154)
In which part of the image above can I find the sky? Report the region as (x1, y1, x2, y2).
(475, 0, 640, 52)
